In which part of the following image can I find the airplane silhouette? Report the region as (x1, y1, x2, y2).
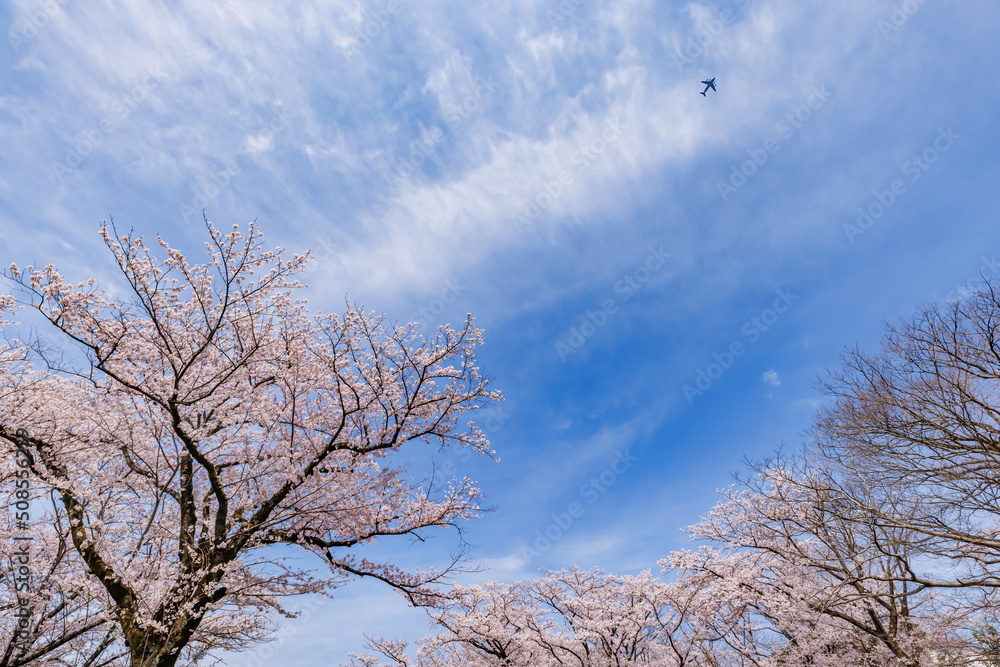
(700, 77, 716, 96)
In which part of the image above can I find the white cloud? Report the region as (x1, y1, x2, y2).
(3, 0, 888, 307)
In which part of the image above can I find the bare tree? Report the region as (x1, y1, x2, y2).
(811, 281, 1000, 592)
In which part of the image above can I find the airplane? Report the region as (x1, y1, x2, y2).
(700, 77, 716, 96)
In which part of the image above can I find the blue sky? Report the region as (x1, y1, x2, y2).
(2, 0, 1000, 664)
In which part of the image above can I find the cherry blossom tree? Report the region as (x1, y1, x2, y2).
(346, 281, 1000, 667)
(0, 505, 123, 667)
(348, 564, 771, 667)
(0, 311, 127, 667)
(0, 219, 501, 667)
(678, 462, 979, 667)
(349, 566, 669, 667)
(349, 468, 980, 667)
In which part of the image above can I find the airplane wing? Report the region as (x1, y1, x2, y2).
(709, 81, 716, 90)
(701, 79, 711, 85)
